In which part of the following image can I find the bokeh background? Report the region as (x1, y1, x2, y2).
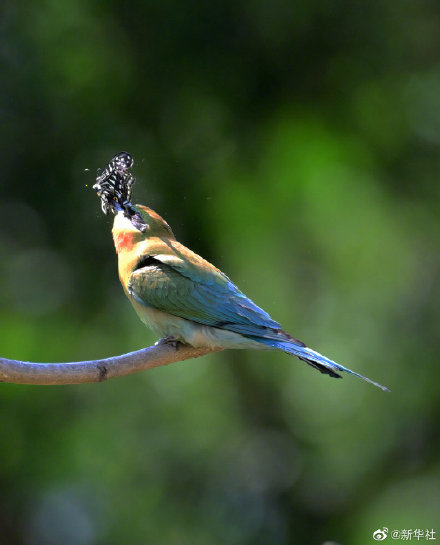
(1, 1, 440, 544)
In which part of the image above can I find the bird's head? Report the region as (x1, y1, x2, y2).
(93, 152, 174, 253)
(112, 205, 175, 254)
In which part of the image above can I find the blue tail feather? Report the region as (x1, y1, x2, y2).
(258, 338, 389, 391)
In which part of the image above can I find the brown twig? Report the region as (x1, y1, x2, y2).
(0, 341, 222, 385)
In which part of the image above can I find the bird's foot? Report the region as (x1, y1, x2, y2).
(155, 336, 182, 351)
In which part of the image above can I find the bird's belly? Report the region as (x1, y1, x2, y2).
(130, 300, 266, 350)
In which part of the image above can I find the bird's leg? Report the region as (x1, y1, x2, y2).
(155, 336, 182, 351)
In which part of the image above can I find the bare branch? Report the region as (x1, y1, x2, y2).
(0, 341, 222, 385)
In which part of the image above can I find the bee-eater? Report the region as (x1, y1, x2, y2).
(110, 205, 387, 391)
(94, 152, 388, 390)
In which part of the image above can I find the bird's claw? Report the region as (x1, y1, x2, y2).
(155, 336, 181, 351)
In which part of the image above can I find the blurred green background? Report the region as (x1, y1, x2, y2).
(1, 1, 439, 544)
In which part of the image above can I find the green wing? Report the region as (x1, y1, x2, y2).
(127, 253, 282, 336)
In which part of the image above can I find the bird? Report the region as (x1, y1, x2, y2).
(93, 152, 388, 391)
(111, 204, 388, 391)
